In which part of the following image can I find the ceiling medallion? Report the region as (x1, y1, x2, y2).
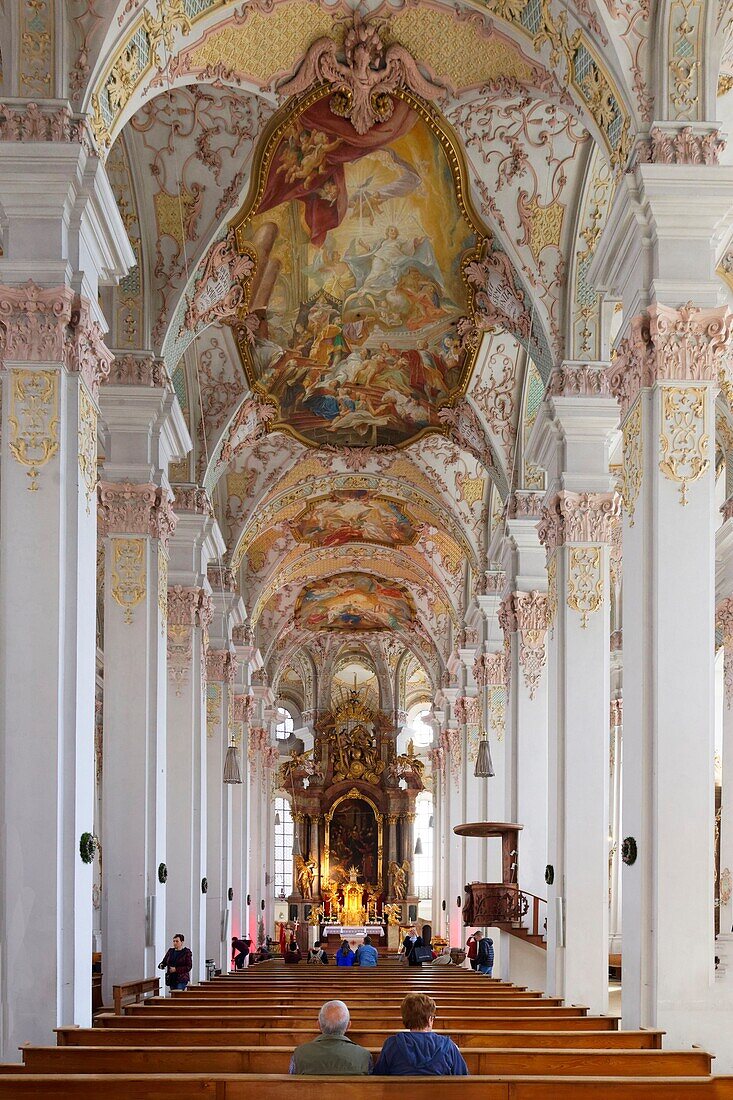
(230, 15, 490, 451)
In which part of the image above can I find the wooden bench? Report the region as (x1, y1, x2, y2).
(609, 954, 622, 981)
(123, 1007, 591, 1024)
(56, 1025, 663, 1050)
(19, 1044, 714, 1077)
(112, 978, 160, 1016)
(0, 1073, 731, 1099)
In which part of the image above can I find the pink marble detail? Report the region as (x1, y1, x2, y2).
(538, 490, 621, 550)
(0, 282, 74, 363)
(636, 126, 724, 166)
(547, 363, 613, 398)
(473, 651, 505, 688)
(507, 490, 545, 519)
(65, 297, 114, 396)
(184, 229, 255, 330)
(107, 354, 170, 387)
(206, 648, 237, 684)
(98, 481, 177, 548)
(174, 485, 214, 517)
(608, 304, 733, 420)
(499, 590, 548, 700)
(167, 585, 211, 627)
(232, 693, 255, 722)
(278, 11, 445, 135)
(454, 695, 481, 726)
(438, 400, 497, 472)
(721, 497, 733, 523)
(610, 698, 623, 726)
(207, 563, 237, 592)
(0, 102, 91, 146)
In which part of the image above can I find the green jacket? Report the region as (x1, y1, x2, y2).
(290, 1033, 373, 1075)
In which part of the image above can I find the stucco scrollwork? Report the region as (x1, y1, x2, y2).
(658, 385, 710, 506)
(621, 397, 643, 526)
(567, 546, 603, 629)
(110, 538, 147, 624)
(7, 370, 60, 491)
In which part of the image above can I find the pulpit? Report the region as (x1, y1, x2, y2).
(454, 822, 525, 926)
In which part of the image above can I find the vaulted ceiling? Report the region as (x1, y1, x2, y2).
(77, 0, 732, 699)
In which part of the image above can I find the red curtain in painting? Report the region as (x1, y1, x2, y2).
(258, 98, 417, 246)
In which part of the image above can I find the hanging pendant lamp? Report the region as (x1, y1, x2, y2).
(414, 836, 423, 855)
(223, 742, 243, 784)
(474, 732, 495, 778)
(275, 810, 281, 826)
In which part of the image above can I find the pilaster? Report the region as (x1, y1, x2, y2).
(530, 367, 619, 1014)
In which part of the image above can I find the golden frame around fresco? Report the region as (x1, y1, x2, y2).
(323, 786, 384, 890)
(228, 82, 489, 451)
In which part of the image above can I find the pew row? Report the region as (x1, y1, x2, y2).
(0, 1073, 731, 1099)
(19, 1044, 714, 1076)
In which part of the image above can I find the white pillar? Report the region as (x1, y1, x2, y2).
(205, 645, 237, 972)
(0, 290, 111, 1055)
(717, 512, 733, 943)
(99, 380, 190, 1000)
(530, 366, 619, 1014)
(608, 697, 623, 954)
(165, 487, 222, 982)
(0, 127, 132, 1058)
(498, 501, 549, 903)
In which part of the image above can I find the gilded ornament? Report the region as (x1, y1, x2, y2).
(78, 384, 98, 514)
(546, 552, 557, 632)
(206, 683, 222, 739)
(668, 2, 702, 120)
(158, 544, 168, 635)
(658, 385, 709, 506)
(566, 546, 603, 628)
(8, 369, 60, 491)
(621, 397, 643, 525)
(111, 538, 146, 624)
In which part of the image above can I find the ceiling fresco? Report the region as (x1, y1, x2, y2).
(231, 91, 485, 448)
(295, 572, 417, 632)
(289, 490, 418, 548)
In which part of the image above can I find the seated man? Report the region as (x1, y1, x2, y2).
(290, 999, 373, 1075)
(373, 993, 468, 1076)
(354, 934, 378, 967)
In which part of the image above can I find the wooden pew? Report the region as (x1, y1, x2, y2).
(20, 1044, 714, 1077)
(97, 1015, 615, 1034)
(58, 1020, 660, 1047)
(123, 1006, 592, 1024)
(0, 1073, 731, 1099)
(112, 978, 160, 1015)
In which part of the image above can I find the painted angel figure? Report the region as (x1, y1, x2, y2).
(389, 858, 410, 900)
(295, 855, 317, 898)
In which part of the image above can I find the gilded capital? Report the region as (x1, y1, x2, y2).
(98, 481, 177, 550)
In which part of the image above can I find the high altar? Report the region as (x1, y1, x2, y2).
(277, 690, 424, 944)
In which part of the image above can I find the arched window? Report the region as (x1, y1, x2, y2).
(410, 708, 433, 746)
(274, 796, 294, 896)
(413, 790, 433, 900)
(275, 706, 294, 741)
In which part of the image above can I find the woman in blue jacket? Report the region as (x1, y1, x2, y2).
(373, 993, 468, 1076)
(336, 940, 355, 966)
(355, 935, 379, 967)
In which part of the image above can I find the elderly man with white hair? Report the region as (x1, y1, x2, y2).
(289, 999, 373, 1075)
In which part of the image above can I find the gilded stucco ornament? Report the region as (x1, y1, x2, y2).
(621, 398, 643, 526)
(566, 546, 603, 629)
(7, 370, 60, 491)
(110, 538, 147, 624)
(658, 385, 710, 506)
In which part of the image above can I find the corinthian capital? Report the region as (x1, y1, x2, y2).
(499, 590, 548, 700)
(65, 298, 114, 396)
(717, 596, 733, 645)
(0, 282, 74, 364)
(174, 485, 214, 517)
(547, 362, 613, 398)
(167, 585, 212, 627)
(473, 651, 505, 688)
(206, 648, 237, 684)
(608, 304, 733, 420)
(98, 481, 177, 549)
(539, 491, 621, 550)
(107, 354, 170, 388)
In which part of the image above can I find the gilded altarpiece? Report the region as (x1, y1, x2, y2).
(277, 691, 424, 943)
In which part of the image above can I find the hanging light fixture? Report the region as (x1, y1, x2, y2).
(292, 830, 301, 858)
(223, 742, 242, 784)
(275, 810, 281, 826)
(414, 836, 423, 855)
(428, 815, 434, 829)
(474, 729, 495, 778)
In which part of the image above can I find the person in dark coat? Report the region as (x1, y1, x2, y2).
(231, 936, 251, 969)
(158, 933, 193, 991)
(475, 930, 494, 975)
(284, 940, 302, 964)
(401, 928, 421, 966)
(373, 993, 468, 1076)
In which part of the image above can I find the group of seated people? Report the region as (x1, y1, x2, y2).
(290, 994, 468, 1076)
(230, 936, 275, 968)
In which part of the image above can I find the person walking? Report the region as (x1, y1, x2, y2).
(290, 1000, 373, 1075)
(475, 931, 494, 976)
(466, 932, 479, 971)
(158, 933, 193, 991)
(336, 939, 355, 966)
(372, 993, 468, 1075)
(355, 935, 378, 967)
